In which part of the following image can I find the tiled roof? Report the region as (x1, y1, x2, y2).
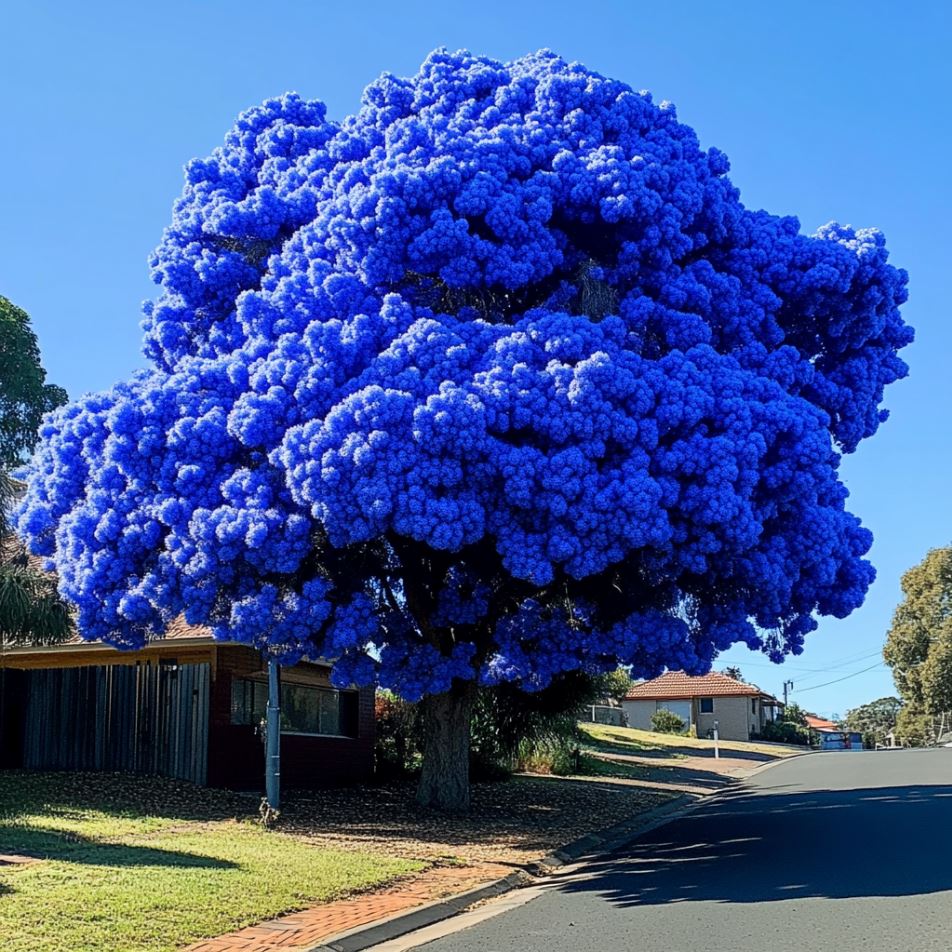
(625, 671, 770, 700)
(62, 615, 213, 646)
(2, 533, 212, 648)
(805, 715, 839, 731)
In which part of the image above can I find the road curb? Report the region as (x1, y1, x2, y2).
(306, 870, 532, 952)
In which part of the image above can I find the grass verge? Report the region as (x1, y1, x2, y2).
(579, 722, 805, 759)
(0, 771, 422, 952)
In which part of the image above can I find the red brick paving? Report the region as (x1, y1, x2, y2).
(185, 863, 506, 952)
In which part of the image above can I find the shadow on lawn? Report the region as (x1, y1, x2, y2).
(583, 755, 739, 791)
(581, 728, 799, 763)
(0, 825, 235, 869)
(0, 770, 255, 825)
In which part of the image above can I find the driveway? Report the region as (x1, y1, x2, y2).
(400, 750, 952, 952)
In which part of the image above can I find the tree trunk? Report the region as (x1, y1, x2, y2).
(416, 681, 475, 812)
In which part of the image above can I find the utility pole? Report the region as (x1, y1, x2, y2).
(783, 680, 794, 707)
(265, 658, 281, 814)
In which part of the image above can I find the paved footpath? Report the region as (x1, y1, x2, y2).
(400, 749, 952, 952)
(186, 864, 506, 952)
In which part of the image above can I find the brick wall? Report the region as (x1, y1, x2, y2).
(695, 696, 751, 742)
(207, 645, 375, 791)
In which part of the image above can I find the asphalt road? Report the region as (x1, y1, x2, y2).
(414, 750, 952, 952)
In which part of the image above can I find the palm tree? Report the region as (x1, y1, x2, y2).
(0, 472, 72, 647)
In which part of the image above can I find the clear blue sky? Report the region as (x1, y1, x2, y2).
(3, 1, 950, 717)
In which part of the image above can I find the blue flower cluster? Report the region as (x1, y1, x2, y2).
(15, 49, 911, 695)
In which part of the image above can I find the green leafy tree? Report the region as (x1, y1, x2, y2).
(0, 297, 70, 646)
(844, 696, 902, 748)
(884, 548, 952, 719)
(895, 707, 935, 747)
(721, 666, 743, 681)
(0, 296, 67, 469)
(596, 668, 634, 703)
(783, 702, 808, 727)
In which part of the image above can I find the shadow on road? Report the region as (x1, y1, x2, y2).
(558, 783, 952, 905)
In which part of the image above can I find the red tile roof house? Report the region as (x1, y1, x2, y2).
(0, 617, 375, 790)
(622, 671, 784, 742)
(804, 714, 864, 751)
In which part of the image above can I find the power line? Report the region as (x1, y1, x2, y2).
(790, 650, 886, 687)
(792, 661, 886, 694)
(721, 647, 885, 678)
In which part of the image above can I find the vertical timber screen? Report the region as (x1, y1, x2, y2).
(22, 662, 209, 785)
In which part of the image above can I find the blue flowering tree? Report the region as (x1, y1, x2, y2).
(16, 50, 911, 809)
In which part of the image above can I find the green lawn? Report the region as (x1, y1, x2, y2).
(579, 722, 805, 759)
(0, 772, 423, 952)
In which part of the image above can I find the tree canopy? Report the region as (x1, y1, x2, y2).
(884, 547, 952, 721)
(13, 50, 912, 806)
(0, 297, 70, 645)
(843, 696, 901, 747)
(0, 296, 67, 469)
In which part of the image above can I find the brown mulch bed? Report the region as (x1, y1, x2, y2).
(2, 769, 676, 868)
(278, 775, 675, 866)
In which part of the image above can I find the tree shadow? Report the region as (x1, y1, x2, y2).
(557, 783, 952, 906)
(0, 824, 235, 869)
(581, 754, 747, 792)
(0, 769, 255, 825)
(580, 728, 797, 763)
(281, 775, 676, 860)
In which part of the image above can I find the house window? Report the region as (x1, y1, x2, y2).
(699, 697, 714, 714)
(752, 698, 758, 714)
(230, 679, 359, 738)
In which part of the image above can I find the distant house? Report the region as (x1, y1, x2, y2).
(0, 620, 375, 789)
(804, 714, 863, 751)
(623, 671, 784, 742)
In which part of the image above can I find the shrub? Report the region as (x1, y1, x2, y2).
(513, 737, 580, 776)
(375, 671, 602, 780)
(651, 709, 687, 734)
(470, 670, 600, 778)
(759, 719, 810, 745)
(374, 691, 423, 778)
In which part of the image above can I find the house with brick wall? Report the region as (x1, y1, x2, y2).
(0, 618, 375, 790)
(622, 671, 784, 742)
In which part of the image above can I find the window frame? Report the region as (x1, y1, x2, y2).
(698, 697, 715, 714)
(230, 677, 360, 739)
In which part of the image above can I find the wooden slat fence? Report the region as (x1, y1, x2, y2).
(22, 662, 209, 785)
